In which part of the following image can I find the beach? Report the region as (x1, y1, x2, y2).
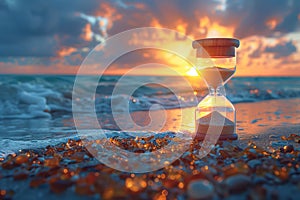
(1, 97, 300, 199)
(1, 0, 300, 199)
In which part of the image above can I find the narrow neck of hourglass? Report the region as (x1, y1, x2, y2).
(208, 86, 226, 96)
(198, 57, 236, 96)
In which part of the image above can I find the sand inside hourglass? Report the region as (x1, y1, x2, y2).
(195, 111, 235, 138)
(196, 66, 236, 139)
(200, 66, 235, 89)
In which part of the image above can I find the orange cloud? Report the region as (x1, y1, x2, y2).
(266, 18, 282, 30)
(150, 18, 162, 28)
(81, 23, 93, 42)
(236, 36, 300, 76)
(57, 47, 77, 57)
(94, 2, 122, 30)
(197, 16, 234, 38)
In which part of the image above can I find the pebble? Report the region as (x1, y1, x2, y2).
(248, 149, 257, 154)
(2, 132, 300, 199)
(290, 174, 300, 184)
(15, 154, 28, 165)
(258, 124, 267, 127)
(251, 135, 259, 140)
(265, 173, 281, 184)
(270, 141, 288, 147)
(252, 176, 266, 185)
(50, 179, 73, 194)
(247, 159, 261, 169)
(224, 174, 251, 193)
(251, 119, 260, 124)
(269, 135, 280, 139)
(280, 145, 294, 153)
(13, 170, 29, 180)
(187, 180, 214, 200)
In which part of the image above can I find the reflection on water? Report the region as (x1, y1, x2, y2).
(0, 98, 299, 156)
(235, 98, 300, 136)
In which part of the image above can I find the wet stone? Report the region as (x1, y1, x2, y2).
(248, 186, 267, 200)
(13, 170, 29, 180)
(44, 157, 60, 168)
(14, 154, 29, 165)
(49, 179, 73, 194)
(75, 184, 94, 196)
(224, 174, 251, 194)
(247, 159, 261, 169)
(30, 178, 46, 188)
(252, 176, 266, 185)
(270, 141, 288, 148)
(280, 145, 294, 153)
(1, 160, 15, 170)
(269, 135, 280, 139)
(1, 133, 300, 199)
(290, 174, 300, 184)
(187, 180, 214, 200)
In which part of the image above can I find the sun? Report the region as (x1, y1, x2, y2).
(185, 67, 199, 76)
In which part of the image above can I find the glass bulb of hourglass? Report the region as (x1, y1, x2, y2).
(198, 57, 236, 92)
(192, 38, 240, 141)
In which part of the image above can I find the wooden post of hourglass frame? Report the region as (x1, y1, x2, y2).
(193, 38, 240, 141)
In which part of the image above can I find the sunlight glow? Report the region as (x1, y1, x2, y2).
(185, 67, 199, 76)
(207, 23, 234, 38)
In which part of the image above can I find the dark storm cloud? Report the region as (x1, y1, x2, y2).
(275, 2, 300, 33)
(107, 0, 300, 39)
(222, 0, 300, 38)
(0, 0, 220, 57)
(0, 0, 103, 57)
(265, 40, 297, 58)
(247, 40, 297, 60)
(107, 0, 219, 38)
(0, 0, 299, 59)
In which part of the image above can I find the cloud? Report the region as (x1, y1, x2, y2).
(104, 0, 300, 39)
(0, 0, 106, 57)
(248, 39, 265, 58)
(106, 0, 220, 38)
(241, 37, 297, 63)
(0, 0, 299, 76)
(222, 0, 300, 38)
(265, 40, 297, 58)
(1, 0, 299, 58)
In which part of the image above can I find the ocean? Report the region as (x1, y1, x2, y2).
(0, 75, 300, 156)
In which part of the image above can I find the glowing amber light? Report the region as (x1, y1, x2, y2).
(178, 182, 184, 189)
(0, 190, 6, 196)
(125, 177, 147, 192)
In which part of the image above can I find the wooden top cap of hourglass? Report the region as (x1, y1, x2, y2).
(193, 38, 240, 58)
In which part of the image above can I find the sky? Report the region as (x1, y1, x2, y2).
(0, 0, 299, 76)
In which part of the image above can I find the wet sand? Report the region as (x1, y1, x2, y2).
(127, 98, 300, 144)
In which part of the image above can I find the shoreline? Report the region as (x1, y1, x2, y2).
(0, 98, 299, 157)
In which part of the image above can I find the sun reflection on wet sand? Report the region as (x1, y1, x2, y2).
(72, 98, 300, 141)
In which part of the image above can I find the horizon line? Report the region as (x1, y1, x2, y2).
(0, 73, 300, 78)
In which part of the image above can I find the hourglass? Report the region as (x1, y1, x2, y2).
(193, 38, 240, 140)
